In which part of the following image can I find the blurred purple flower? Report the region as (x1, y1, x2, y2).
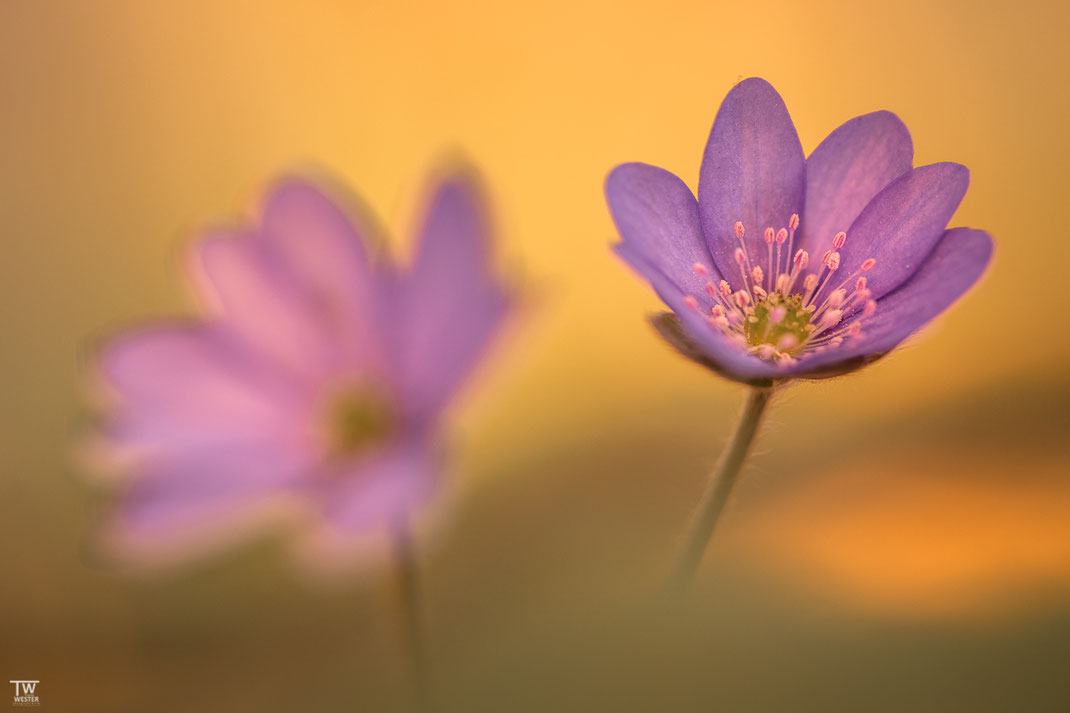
(606, 78, 992, 385)
(94, 166, 511, 563)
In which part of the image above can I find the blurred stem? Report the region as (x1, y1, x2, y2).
(667, 386, 774, 593)
(393, 519, 431, 713)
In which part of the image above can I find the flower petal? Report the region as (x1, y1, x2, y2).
(99, 324, 305, 455)
(797, 111, 913, 255)
(615, 242, 779, 384)
(606, 162, 719, 292)
(835, 162, 970, 301)
(190, 229, 342, 384)
(699, 78, 805, 280)
(259, 178, 388, 369)
(792, 227, 993, 376)
(318, 439, 438, 533)
(106, 445, 311, 559)
(393, 167, 511, 418)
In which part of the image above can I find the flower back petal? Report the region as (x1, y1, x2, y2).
(798, 111, 913, 254)
(699, 78, 805, 279)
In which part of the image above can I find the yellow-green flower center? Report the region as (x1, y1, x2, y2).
(323, 387, 397, 458)
(743, 292, 813, 355)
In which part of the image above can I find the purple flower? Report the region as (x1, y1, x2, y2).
(606, 78, 992, 385)
(93, 166, 511, 563)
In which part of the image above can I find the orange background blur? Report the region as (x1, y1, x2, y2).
(2, 1, 1070, 711)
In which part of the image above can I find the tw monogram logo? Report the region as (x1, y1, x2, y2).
(9, 681, 39, 707)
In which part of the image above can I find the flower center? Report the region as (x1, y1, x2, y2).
(743, 292, 812, 355)
(321, 385, 397, 458)
(687, 214, 879, 365)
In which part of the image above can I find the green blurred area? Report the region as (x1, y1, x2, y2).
(3, 378, 1069, 712)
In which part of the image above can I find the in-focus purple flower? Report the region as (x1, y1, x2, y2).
(92, 165, 511, 564)
(606, 78, 993, 386)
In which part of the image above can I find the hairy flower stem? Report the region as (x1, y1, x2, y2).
(667, 386, 774, 593)
(393, 520, 431, 713)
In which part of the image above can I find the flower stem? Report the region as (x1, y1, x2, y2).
(392, 519, 431, 712)
(667, 386, 774, 593)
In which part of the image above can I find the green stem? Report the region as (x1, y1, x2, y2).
(667, 386, 774, 593)
(393, 520, 431, 712)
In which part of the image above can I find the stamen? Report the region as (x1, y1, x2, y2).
(684, 212, 884, 364)
(764, 228, 774, 291)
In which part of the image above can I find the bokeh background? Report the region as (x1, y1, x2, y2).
(3, 0, 1070, 710)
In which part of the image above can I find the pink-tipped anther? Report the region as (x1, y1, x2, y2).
(833, 231, 847, 249)
(788, 213, 800, 230)
(856, 276, 867, 291)
(734, 247, 745, 265)
(828, 288, 846, 308)
(734, 221, 745, 239)
(719, 280, 731, 297)
(751, 266, 764, 284)
(794, 249, 809, 269)
(735, 290, 750, 308)
(692, 262, 708, 277)
(862, 300, 877, 317)
(803, 273, 818, 291)
(861, 258, 876, 271)
(705, 282, 717, 297)
(764, 227, 775, 244)
(826, 251, 841, 271)
(776, 228, 788, 244)
(684, 295, 699, 310)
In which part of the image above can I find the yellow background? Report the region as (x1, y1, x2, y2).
(2, 0, 1069, 710)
